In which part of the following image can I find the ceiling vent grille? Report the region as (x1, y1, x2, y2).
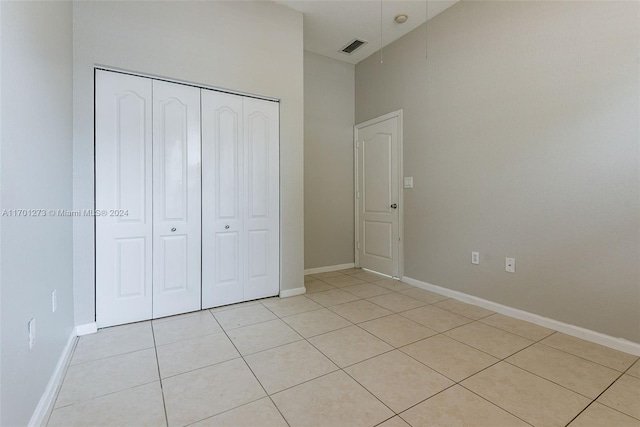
(340, 39, 367, 55)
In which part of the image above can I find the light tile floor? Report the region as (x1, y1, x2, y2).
(47, 268, 640, 427)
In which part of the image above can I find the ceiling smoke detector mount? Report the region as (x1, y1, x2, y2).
(394, 14, 408, 24)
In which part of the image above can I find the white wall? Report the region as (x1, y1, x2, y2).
(73, 1, 304, 325)
(0, 1, 75, 425)
(304, 52, 355, 269)
(356, 1, 640, 342)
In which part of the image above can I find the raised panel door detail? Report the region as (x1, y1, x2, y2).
(96, 70, 153, 328)
(160, 235, 188, 292)
(116, 92, 147, 223)
(152, 80, 201, 319)
(363, 221, 392, 260)
(363, 134, 392, 214)
(247, 112, 269, 218)
(115, 238, 147, 298)
(248, 230, 268, 278)
(201, 90, 244, 308)
(159, 99, 188, 222)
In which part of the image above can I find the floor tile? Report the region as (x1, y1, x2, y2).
(338, 267, 362, 274)
(245, 340, 338, 394)
(507, 343, 620, 399)
(401, 335, 499, 382)
(156, 332, 240, 378)
(328, 300, 393, 324)
(359, 314, 437, 347)
(190, 398, 287, 427)
(377, 417, 411, 427)
(374, 279, 413, 292)
(597, 374, 640, 419)
(226, 319, 302, 355)
(350, 271, 387, 282)
(55, 348, 158, 408)
(399, 287, 449, 304)
(310, 271, 345, 279)
(367, 293, 426, 313)
(400, 385, 529, 427)
(306, 288, 360, 307)
(540, 333, 637, 372)
(308, 326, 393, 368)
(213, 304, 277, 330)
(71, 321, 154, 365)
(401, 305, 473, 332)
(445, 322, 533, 359)
(304, 280, 335, 294)
(152, 310, 222, 346)
(281, 308, 351, 338)
(345, 350, 453, 413)
(48, 382, 165, 427)
(628, 359, 640, 378)
(261, 296, 322, 317)
(480, 313, 554, 341)
(342, 283, 393, 299)
(434, 299, 495, 320)
(271, 371, 394, 427)
(304, 275, 316, 283)
(569, 402, 640, 427)
(209, 299, 263, 314)
(462, 362, 590, 427)
(320, 275, 367, 287)
(163, 358, 265, 427)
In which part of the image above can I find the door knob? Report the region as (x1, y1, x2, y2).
(225, 225, 230, 229)
(171, 227, 176, 232)
(390, 204, 398, 209)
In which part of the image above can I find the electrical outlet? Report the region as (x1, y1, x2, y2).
(51, 289, 57, 313)
(505, 257, 516, 273)
(471, 251, 480, 265)
(28, 318, 36, 350)
(404, 177, 414, 189)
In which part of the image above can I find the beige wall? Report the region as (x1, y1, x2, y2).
(1, 1, 75, 424)
(73, 1, 304, 325)
(304, 52, 355, 269)
(356, 1, 640, 342)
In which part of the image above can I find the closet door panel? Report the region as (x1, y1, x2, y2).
(243, 98, 280, 300)
(201, 90, 244, 308)
(152, 80, 202, 318)
(95, 70, 153, 327)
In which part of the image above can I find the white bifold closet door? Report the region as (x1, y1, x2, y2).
(96, 71, 201, 327)
(201, 90, 280, 308)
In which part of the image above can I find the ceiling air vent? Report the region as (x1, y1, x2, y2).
(340, 39, 368, 55)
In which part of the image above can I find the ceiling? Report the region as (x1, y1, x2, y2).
(275, 0, 459, 64)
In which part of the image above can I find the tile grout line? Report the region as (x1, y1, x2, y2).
(150, 321, 170, 427)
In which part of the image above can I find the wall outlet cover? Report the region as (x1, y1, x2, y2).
(471, 251, 480, 265)
(506, 257, 516, 273)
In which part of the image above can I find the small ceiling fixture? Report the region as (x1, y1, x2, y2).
(394, 14, 408, 24)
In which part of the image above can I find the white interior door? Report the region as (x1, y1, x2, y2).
(355, 112, 402, 277)
(243, 98, 280, 300)
(95, 70, 153, 328)
(201, 90, 244, 308)
(152, 80, 202, 318)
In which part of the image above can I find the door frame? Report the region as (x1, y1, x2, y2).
(354, 109, 404, 279)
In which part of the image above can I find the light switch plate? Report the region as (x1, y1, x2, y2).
(404, 177, 414, 188)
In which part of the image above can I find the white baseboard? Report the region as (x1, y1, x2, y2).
(75, 322, 97, 336)
(280, 286, 306, 298)
(403, 276, 640, 356)
(28, 330, 77, 427)
(304, 263, 355, 275)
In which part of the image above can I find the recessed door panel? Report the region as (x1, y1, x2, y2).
(247, 113, 268, 218)
(152, 80, 201, 318)
(363, 135, 392, 214)
(202, 90, 244, 307)
(363, 221, 393, 260)
(96, 70, 153, 328)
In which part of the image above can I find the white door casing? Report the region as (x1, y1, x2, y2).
(201, 90, 244, 307)
(355, 111, 403, 278)
(152, 80, 202, 318)
(95, 70, 153, 327)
